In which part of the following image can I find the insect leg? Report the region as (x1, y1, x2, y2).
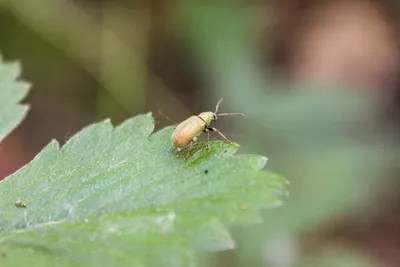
(184, 140, 194, 160)
(206, 131, 211, 150)
(207, 127, 234, 144)
(202, 128, 211, 150)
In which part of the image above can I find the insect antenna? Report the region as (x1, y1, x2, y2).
(158, 110, 178, 124)
(215, 98, 223, 113)
(217, 112, 245, 117)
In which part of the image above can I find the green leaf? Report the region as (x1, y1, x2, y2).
(0, 56, 30, 142)
(0, 113, 286, 267)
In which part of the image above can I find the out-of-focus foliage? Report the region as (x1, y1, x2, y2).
(295, 247, 379, 267)
(0, 57, 29, 142)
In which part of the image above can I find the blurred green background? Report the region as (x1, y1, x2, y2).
(1, 0, 400, 266)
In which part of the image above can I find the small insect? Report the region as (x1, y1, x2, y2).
(14, 200, 27, 208)
(171, 98, 244, 160)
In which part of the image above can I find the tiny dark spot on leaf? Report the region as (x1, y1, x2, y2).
(224, 150, 227, 153)
(204, 170, 208, 174)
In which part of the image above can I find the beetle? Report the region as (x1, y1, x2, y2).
(171, 98, 244, 160)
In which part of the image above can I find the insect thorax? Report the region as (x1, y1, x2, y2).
(198, 111, 216, 126)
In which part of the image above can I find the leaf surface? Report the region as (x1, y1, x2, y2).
(0, 114, 286, 267)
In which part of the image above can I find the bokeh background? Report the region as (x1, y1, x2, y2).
(1, 0, 400, 266)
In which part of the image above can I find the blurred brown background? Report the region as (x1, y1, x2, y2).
(1, 0, 400, 266)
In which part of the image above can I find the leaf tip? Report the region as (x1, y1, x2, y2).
(231, 142, 240, 147)
(50, 139, 60, 148)
(259, 156, 268, 169)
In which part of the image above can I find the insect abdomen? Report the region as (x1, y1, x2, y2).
(172, 116, 205, 149)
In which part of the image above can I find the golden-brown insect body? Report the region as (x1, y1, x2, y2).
(170, 99, 244, 160)
(172, 115, 207, 149)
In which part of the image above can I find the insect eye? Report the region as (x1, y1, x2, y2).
(213, 115, 217, 120)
